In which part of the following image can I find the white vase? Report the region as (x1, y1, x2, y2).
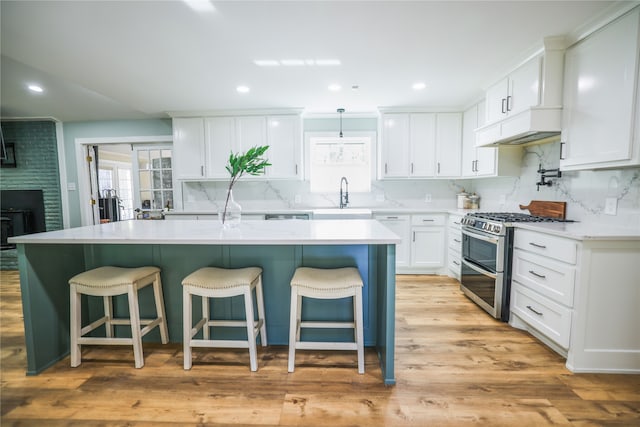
(219, 189, 242, 228)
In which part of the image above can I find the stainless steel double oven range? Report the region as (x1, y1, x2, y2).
(459, 212, 573, 321)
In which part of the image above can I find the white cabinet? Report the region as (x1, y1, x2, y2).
(266, 115, 302, 179)
(375, 214, 411, 267)
(381, 112, 461, 178)
(447, 213, 463, 279)
(485, 56, 541, 125)
(462, 102, 521, 177)
(173, 118, 207, 179)
(560, 8, 640, 171)
(510, 227, 640, 373)
(435, 113, 462, 177)
(173, 113, 302, 181)
(410, 214, 445, 270)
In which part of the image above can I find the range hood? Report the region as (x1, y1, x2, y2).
(476, 36, 565, 147)
(475, 106, 562, 146)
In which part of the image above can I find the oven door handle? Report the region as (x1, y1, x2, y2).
(461, 227, 500, 244)
(462, 258, 497, 279)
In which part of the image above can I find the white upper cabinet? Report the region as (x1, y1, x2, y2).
(265, 115, 302, 179)
(381, 112, 461, 178)
(410, 113, 437, 177)
(462, 102, 521, 177)
(173, 117, 207, 179)
(173, 112, 302, 181)
(560, 7, 640, 171)
(381, 113, 411, 177)
(435, 113, 462, 177)
(485, 57, 541, 125)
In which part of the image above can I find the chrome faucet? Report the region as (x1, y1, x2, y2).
(339, 177, 349, 209)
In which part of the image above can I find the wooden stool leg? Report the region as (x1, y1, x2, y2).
(244, 287, 258, 372)
(70, 285, 82, 368)
(288, 286, 299, 373)
(355, 290, 365, 374)
(103, 296, 114, 338)
(255, 275, 267, 346)
(127, 287, 144, 369)
(152, 273, 169, 344)
(183, 286, 193, 370)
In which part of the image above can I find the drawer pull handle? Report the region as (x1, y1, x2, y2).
(528, 270, 546, 279)
(526, 305, 543, 316)
(386, 216, 399, 219)
(529, 242, 547, 249)
(423, 219, 435, 222)
(453, 239, 461, 243)
(453, 221, 461, 225)
(452, 260, 460, 266)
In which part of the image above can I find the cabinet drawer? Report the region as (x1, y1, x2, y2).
(448, 214, 463, 228)
(375, 214, 410, 221)
(512, 249, 575, 307)
(514, 229, 577, 264)
(449, 229, 462, 252)
(511, 283, 572, 349)
(411, 214, 445, 226)
(448, 248, 462, 273)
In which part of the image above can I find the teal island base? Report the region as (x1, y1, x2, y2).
(17, 242, 396, 384)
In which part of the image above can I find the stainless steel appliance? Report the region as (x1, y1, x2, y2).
(460, 212, 573, 321)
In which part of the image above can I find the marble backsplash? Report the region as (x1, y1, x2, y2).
(180, 140, 640, 226)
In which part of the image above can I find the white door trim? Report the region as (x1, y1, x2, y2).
(74, 135, 172, 226)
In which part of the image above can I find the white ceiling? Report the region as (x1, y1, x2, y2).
(0, 0, 629, 122)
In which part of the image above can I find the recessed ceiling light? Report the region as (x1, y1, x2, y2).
(280, 59, 305, 66)
(254, 60, 280, 67)
(315, 59, 341, 66)
(328, 84, 342, 92)
(412, 82, 427, 90)
(236, 85, 250, 94)
(182, 0, 215, 12)
(28, 84, 44, 93)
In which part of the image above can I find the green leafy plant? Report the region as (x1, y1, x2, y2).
(221, 145, 271, 223)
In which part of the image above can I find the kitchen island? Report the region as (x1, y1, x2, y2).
(10, 219, 400, 384)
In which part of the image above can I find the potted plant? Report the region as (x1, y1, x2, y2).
(220, 145, 270, 227)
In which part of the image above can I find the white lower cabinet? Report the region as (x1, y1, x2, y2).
(447, 213, 463, 279)
(510, 227, 640, 373)
(374, 215, 411, 267)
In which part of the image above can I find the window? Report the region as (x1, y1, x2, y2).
(135, 148, 173, 210)
(98, 163, 134, 220)
(308, 135, 372, 193)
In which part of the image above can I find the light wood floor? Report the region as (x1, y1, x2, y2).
(1, 270, 638, 426)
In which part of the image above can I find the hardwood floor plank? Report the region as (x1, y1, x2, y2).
(2, 270, 639, 426)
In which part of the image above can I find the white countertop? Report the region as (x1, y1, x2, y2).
(8, 219, 402, 245)
(164, 207, 473, 216)
(514, 222, 640, 241)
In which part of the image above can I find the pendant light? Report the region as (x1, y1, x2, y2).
(337, 108, 345, 138)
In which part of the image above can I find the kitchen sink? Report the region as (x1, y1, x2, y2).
(312, 208, 372, 220)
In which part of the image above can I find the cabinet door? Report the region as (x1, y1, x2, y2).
(462, 105, 478, 177)
(508, 56, 541, 116)
(382, 114, 410, 177)
(172, 118, 205, 179)
(236, 116, 267, 152)
(411, 227, 445, 268)
(376, 215, 410, 267)
(205, 117, 235, 179)
(409, 113, 436, 177)
(435, 113, 462, 177)
(560, 9, 640, 168)
(475, 145, 497, 176)
(266, 115, 301, 179)
(485, 77, 509, 124)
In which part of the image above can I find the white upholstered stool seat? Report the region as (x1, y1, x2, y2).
(288, 267, 364, 374)
(68, 266, 169, 369)
(182, 266, 267, 372)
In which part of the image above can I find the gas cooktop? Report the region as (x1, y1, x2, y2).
(461, 212, 575, 236)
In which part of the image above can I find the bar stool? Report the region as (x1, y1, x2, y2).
(182, 266, 267, 372)
(68, 266, 169, 369)
(288, 267, 364, 374)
